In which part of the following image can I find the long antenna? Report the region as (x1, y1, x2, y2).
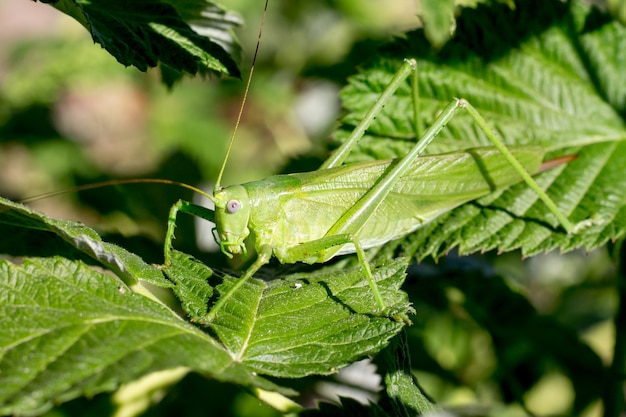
(214, 0, 269, 191)
(19, 178, 215, 204)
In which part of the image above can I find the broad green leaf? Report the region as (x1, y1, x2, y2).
(0, 196, 169, 289)
(168, 251, 412, 377)
(39, 0, 242, 84)
(336, 0, 626, 258)
(164, 251, 214, 321)
(0, 257, 289, 416)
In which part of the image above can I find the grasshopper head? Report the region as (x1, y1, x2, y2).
(213, 184, 251, 257)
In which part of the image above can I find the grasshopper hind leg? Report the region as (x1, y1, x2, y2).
(351, 238, 412, 324)
(280, 233, 410, 322)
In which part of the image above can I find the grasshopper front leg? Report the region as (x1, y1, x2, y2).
(163, 200, 216, 267)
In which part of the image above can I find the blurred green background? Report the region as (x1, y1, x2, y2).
(0, 1, 621, 416)
(0, 0, 423, 261)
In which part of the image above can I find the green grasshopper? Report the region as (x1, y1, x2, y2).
(161, 58, 582, 323)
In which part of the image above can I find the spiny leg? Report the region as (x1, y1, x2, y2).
(199, 245, 272, 324)
(320, 59, 418, 170)
(163, 200, 216, 267)
(163, 200, 270, 324)
(350, 238, 389, 315)
(459, 100, 576, 233)
(276, 233, 391, 316)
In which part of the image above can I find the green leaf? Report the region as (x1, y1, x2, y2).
(336, 0, 626, 258)
(168, 251, 412, 377)
(419, 1, 519, 48)
(0, 257, 289, 416)
(420, 0, 456, 48)
(0, 196, 169, 289)
(164, 251, 214, 321)
(40, 0, 242, 84)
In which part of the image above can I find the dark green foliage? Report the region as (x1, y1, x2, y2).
(39, 0, 242, 85)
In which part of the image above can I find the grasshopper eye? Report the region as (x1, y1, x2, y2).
(226, 199, 241, 213)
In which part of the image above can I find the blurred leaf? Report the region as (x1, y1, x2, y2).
(39, 0, 242, 85)
(420, 0, 517, 48)
(458, 263, 604, 412)
(336, 0, 626, 258)
(404, 255, 607, 413)
(0, 256, 289, 416)
(607, 0, 626, 24)
(299, 397, 389, 417)
(375, 332, 438, 416)
(420, 0, 456, 48)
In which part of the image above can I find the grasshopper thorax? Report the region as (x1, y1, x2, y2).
(214, 184, 251, 257)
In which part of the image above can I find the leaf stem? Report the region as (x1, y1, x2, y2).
(604, 240, 626, 417)
(375, 330, 438, 415)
